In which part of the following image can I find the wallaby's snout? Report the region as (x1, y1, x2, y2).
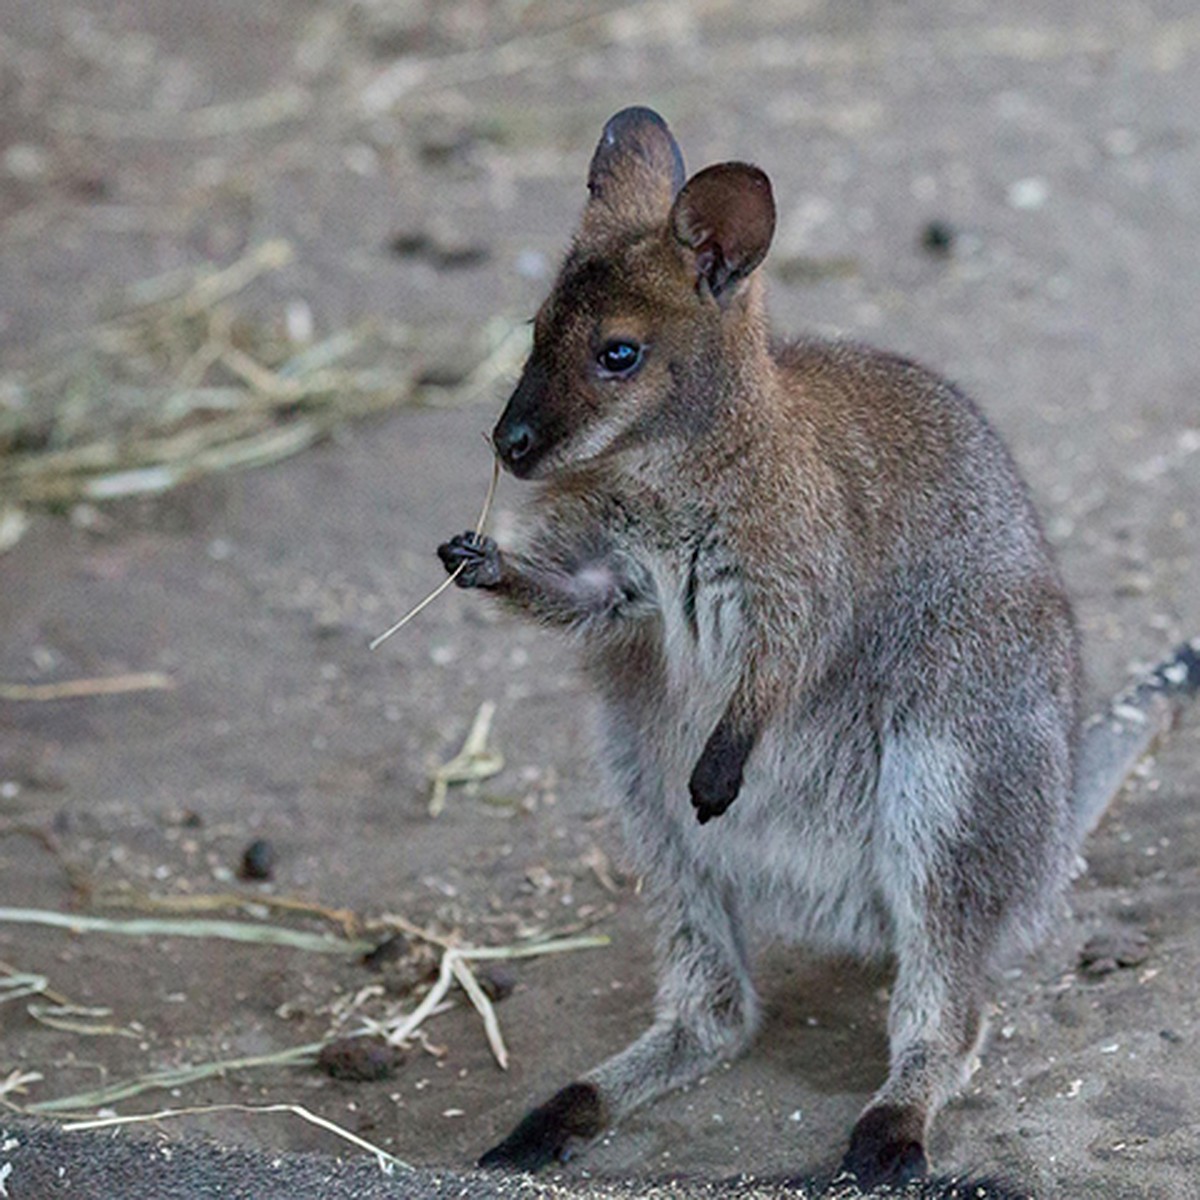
(492, 412, 534, 473)
(492, 355, 552, 477)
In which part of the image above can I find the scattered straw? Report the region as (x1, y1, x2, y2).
(27, 1004, 139, 1039)
(0, 1069, 43, 1104)
(2, 242, 521, 511)
(0, 907, 371, 955)
(369, 453, 500, 649)
(28, 1045, 324, 1114)
(95, 888, 362, 939)
(24, 932, 607, 1113)
(428, 699, 504, 817)
(366, 933, 609, 1068)
(0, 673, 174, 702)
(61, 1102, 409, 1174)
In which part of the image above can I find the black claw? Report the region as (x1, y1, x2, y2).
(478, 1082, 606, 1173)
(841, 1104, 929, 1190)
(436, 531, 501, 588)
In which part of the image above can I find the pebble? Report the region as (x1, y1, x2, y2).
(477, 963, 517, 1003)
(317, 1038, 403, 1082)
(238, 838, 275, 882)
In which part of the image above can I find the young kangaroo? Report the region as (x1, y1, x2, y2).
(437, 108, 1200, 1190)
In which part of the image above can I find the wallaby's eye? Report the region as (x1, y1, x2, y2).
(597, 339, 644, 378)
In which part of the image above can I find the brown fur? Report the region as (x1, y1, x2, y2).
(435, 107, 1195, 1191)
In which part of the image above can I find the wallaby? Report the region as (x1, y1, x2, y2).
(436, 107, 1200, 1193)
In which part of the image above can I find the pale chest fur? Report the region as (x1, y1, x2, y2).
(581, 525, 898, 959)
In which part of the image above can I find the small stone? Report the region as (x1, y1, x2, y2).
(477, 963, 517, 1003)
(362, 934, 411, 971)
(919, 219, 955, 256)
(317, 1038, 403, 1082)
(238, 838, 275, 881)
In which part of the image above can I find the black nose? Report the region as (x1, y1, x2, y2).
(493, 420, 534, 466)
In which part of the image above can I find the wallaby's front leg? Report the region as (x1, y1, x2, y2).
(479, 880, 758, 1170)
(437, 531, 648, 627)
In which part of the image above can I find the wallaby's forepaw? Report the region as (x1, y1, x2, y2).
(437, 531, 502, 589)
(689, 722, 754, 824)
(478, 1082, 607, 1172)
(840, 1103, 929, 1189)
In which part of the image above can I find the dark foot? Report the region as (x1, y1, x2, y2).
(840, 1103, 928, 1188)
(689, 720, 755, 824)
(437, 531, 502, 588)
(478, 1081, 607, 1172)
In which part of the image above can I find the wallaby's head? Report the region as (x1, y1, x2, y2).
(492, 107, 776, 479)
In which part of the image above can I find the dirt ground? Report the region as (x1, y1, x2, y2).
(1, 2, 1199, 1198)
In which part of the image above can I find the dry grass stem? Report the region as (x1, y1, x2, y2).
(96, 888, 363, 939)
(448, 955, 508, 1069)
(60, 1102, 410, 1173)
(0, 960, 73, 1008)
(0, 1069, 43, 1104)
(28, 1044, 325, 1114)
(0, 673, 174, 702)
(26, 1003, 139, 1039)
(0, 907, 371, 954)
(369, 454, 501, 649)
(428, 699, 504, 816)
(0, 971, 52, 1007)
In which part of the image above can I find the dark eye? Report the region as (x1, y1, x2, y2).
(597, 339, 643, 377)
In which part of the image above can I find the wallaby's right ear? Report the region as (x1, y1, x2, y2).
(580, 107, 686, 239)
(670, 163, 776, 303)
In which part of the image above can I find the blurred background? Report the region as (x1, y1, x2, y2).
(1, 2, 1198, 1196)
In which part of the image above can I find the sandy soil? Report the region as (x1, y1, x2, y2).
(1, 3, 1198, 1197)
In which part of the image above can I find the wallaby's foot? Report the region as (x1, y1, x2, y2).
(478, 1082, 607, 1171)
(437, 531, 502, 588)
(840, 1103, 929, 1189)
(688, 721, 753, 823)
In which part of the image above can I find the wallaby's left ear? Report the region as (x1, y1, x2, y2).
(670, 163, 775, 303)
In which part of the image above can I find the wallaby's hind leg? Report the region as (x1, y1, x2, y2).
(836, 706, 1070, 1190)
(842, 943, 988, 1187)
(479, 879, 759, 1170)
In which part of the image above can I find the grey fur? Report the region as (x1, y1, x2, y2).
(467, 344, 1080, 1166)
(439, 109, 1199, 1186)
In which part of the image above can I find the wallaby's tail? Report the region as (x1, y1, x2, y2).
(1073, 637, 1200, 844)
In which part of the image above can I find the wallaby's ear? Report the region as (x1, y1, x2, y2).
(670, 163, 775, 303)
(581, 107, 686, 238)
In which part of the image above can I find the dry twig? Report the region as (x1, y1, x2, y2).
(369, 454, 501, 649)
(61, 1102, 409, 1173)
(428, 699, 504, 817)
(0, 673, 174, 702)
